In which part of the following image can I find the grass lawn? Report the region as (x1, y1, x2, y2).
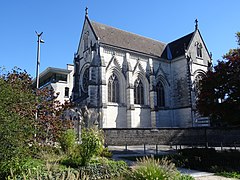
(119, 148, 240, 178)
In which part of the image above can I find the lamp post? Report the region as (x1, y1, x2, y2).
(35, 31, 44, 89)
(35, 31, 44, 140)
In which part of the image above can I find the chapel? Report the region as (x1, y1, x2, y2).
(72, 10, 212, 128)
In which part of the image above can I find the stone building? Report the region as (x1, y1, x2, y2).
(72, 11, 212, 128)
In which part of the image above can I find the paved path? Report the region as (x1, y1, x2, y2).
(109, 145, 238, 180)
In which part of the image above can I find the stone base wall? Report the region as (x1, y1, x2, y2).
(103, 128, 240, 146)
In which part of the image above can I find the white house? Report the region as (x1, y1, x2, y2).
(35, 64, 74, 104)
(72, 11, 212, 128)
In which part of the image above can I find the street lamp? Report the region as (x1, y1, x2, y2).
(35, 31, 44, 89)
(35, 31, 44, 140)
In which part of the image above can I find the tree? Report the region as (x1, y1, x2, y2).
(197, 33, 240, 126)
(0, 68, 35, 176)
(35, 87, 72, 143)
(0, 68, 72, 177)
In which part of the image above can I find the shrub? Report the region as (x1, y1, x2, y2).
(8, 162, 90, 180)
(78, 158, 129, 179)
(61, 155, 82, 168)
(128, 156, 193, 180)
(78, 128, 104, 166)
(59, 129, 76, 155)
(100, 147, 113, 158)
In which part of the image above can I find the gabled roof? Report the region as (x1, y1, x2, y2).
(90, 21, 166, 57)
(161, 32, 194, 59)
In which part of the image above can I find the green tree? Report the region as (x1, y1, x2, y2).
(0, 68, 72, 177)
(197, 33, 240, 126)
(0, 68, 35, 176)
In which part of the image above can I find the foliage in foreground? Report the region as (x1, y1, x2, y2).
(0, 69, 35, 177)
(168, 148, 240, 175)
(59, 129, 76, 155)
(128, 156, 193, 180)
(60, 128, 104, 167)
(197, 32, 240, 126)
(216, 171, 240, 179)
(8, 158, 128, 180)
(0, 68, 72, 178)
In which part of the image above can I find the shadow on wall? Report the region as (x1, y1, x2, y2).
(140, 108, 151, 127)
(116, 106, 127, 128)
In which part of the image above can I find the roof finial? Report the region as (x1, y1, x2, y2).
(85, 7, 88, 17)
(195, 19, 198, 30)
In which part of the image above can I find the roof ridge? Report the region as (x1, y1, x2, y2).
(168, 31, 194, 44)
(91, 20, 166, 45)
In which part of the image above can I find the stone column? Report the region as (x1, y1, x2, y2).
(98, 54, 107, 128)
(125, 53, 135, 128)
(148, 58, 157, 128)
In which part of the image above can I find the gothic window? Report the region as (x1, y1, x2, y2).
(108, 74, 119, 103)
(82, 68, 89, 93)
(194, 74, 204, 97)
(156, 82, 165, 107)
(65, 87, 69, 97)
(196, 42, 203, 58)
(83, 31, 89, 51)
(134, 78, 144, 105)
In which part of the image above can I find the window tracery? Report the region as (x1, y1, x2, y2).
(194, 74, 204, 96)
(156, 82, 165, 107)
(82, 68, 89, 93)
(134, 78, 144, 105)
(108, 74, 119, 103)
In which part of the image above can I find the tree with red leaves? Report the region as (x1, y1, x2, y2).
(0, 68, 72, 176)
(197, 33, 240, 126)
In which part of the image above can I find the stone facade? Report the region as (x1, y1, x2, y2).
(72, 14, 212, 128)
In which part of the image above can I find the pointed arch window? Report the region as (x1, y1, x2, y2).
(194, 74, 204, 97)
(82, 68, 89, 93)
(83, 31, 89, 51)
(156, 82, 165, 107)
(108, 74, 119, 103)
(134, 78, 144, 105)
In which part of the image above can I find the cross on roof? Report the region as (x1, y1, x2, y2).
(85, 7, 88, 16)
(195, 19, 198, 30)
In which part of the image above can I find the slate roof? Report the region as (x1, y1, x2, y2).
(161, 32, 194, 59)
(91, 21, 166, 57)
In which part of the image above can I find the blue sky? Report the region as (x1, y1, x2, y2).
(1, 0, 240, 77)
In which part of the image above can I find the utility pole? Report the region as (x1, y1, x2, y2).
(35, 31, 44, 89)
(35, 31, 44, 140)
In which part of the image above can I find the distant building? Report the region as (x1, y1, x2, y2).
(72, 12, 212, 128)
(34, 64, 74, 104)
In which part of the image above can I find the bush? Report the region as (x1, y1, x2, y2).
(78, 128, 104, 166)
(100, 147, 113, 158)
(128, 156, 193, 180)
(78, 158, 128, 179)
(59, 129, 76, 155)
(8, 162, 90, 180)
